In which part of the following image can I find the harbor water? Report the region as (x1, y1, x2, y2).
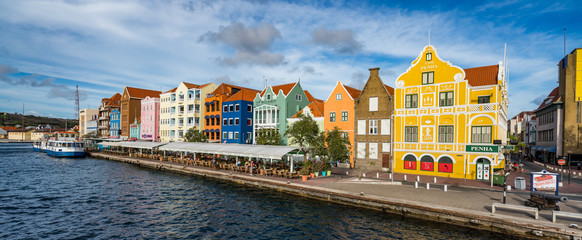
(0, 143, 504, 239)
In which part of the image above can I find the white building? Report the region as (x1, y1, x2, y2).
(79, 108, 99, 136)
(159, 82, 216, 142)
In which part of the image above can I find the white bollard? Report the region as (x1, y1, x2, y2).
(426, 183, 430, 190)
(434, 177, 437, 183)
(415, 181, 418, 188)
(507, 185, 511, 191)
(346, 171, 349, 175)
(389, 173, 392, 179)
(416, 176, 420, 182)
(404, 175, 407, 181)
(444, 185, 447, 192)
(363, 173, 366, 177)
(377, 173, 379, 178)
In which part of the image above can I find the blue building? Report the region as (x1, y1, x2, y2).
(222, 89, 260, 144)
(129, 117, 140, 140)
(109, 109, 120, 139)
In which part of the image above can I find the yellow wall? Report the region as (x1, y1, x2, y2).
(393, 45, 506, 180)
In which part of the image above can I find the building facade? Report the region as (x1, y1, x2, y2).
(324, 82, 361, 167)
(140, 96, 160, 141)
(98, 93, 121, 138)
(159, 82, 216, 142)
(393, 45, 508, 180)
(120, 87, 161, 138)
(203, 84, 247, 142)
(222, 88, 261, 144)
(558, 48, 582, 164)
(129, 118, 140, 140)
(287, 101, 325, 148)
(79, 108, 99, 137)
(532, 87, 562, 164)
(354, 68, 394, 170)
(253, 82, 311, 145)
(109, 109, 120, 139)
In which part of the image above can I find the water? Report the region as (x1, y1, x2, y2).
(0, 143, 504, 239)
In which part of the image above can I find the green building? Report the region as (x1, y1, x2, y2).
(253, 82, 313, 145)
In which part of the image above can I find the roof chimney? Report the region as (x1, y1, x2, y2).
(369, 67, 380, 76)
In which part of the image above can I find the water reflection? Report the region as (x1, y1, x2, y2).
(0, 143, 503, 239)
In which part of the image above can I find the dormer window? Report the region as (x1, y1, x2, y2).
(266, 94, 271, 100)
(426, 53, 432, 61)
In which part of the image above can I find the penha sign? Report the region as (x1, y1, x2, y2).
(466, 145, 499, 153)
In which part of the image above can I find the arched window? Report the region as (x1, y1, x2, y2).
(438, 157, 453, 173)
(404, 155, 417, 170)
(420, 156, 434, 171)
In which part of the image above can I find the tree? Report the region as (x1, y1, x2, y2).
(285, 113, 321, 161)
(325, 127, 351, 163)
(255, 128, 281, 145)
(184, 127, 208, 142)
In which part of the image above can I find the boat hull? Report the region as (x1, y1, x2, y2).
(46, 149, 86, 157)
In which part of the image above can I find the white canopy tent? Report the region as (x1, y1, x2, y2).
(158, 142, 299, 160)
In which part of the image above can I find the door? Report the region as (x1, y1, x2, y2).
(476, 158, 491, 181)
(382, 154, 390, 168)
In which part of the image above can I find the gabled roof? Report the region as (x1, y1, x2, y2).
(260, 82, 297, 97)
(291, 101, 325, 118)
(344, 84, 362, 99)
(464, 65, 499, 87)
(125, 87, 162, 99)
(511, 111, 534, 121)
(304, 90, 323, 103)
(225, 88, 261, 102)
(106, 93, 121, 107)
(384, 85, 394, 95)
(535, 87, 560, 111)
(1, 126, 19, 131)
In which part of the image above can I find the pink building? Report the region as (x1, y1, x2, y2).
(140, 96, 160, 141)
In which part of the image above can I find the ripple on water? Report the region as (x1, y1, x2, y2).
(0, 143, 506, 240)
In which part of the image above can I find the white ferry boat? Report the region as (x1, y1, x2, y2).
(32, 139, 48, 152)
(44, 132, 86, 157)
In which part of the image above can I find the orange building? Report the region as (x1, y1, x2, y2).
(203, 84, 250, 142)
(324, 82, 362, 167)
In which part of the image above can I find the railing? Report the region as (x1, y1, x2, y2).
(467, 103, 497, 113)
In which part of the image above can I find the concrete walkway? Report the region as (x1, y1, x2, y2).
(90, 152, 582, 238)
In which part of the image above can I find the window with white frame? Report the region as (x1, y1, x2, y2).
(369, 97, 378, 112)
(336, 93, 342, 100)
(329, 112, 336, 122)
(296, 94, 302, 101)
(357, 120, 365, 135)
(471, 126, 492, 143)
(341, 111, 348, 121)
(369, 119, 378, 135)
(380, 119, 390, 135)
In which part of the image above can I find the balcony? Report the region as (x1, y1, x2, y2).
(178, 110, 184, 115)
(467, 103, 497, 113)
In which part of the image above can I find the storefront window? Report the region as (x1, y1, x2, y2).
(420, 156, 434, 171)
(404, 155, 417, 170)
(438, 157, 453, 173)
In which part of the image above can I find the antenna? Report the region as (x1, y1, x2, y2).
(74, 85, 79, 120)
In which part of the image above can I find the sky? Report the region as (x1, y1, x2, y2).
(0, 0, 580, 119)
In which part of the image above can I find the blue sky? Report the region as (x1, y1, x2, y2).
(0, 0, 580, 119)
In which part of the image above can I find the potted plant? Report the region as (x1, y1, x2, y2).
(324, 159, 332, 176)
(299, 167, 309, 181)
(314, 161, 320, 177)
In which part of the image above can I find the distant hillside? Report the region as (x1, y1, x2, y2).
(0, 112, 77, 129)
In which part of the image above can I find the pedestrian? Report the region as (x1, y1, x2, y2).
(514, 162, 518, 172)
(519, 162, 524, 173)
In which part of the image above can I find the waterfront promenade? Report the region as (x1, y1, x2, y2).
(90, 152, 582, 239)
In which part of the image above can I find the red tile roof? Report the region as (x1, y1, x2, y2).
(343, 84, 362, 99)
(291, 101, 325, 118)
(260, 82, 297, 97)
(535, 87, 560, 111)
(125, 87, 162, 99)
(1, 126, 19, 131)
(464, 65, 499, 87)
(225, 88, 261, 102)
(106, 93, 121, 107)
(384, 85, 394, 95)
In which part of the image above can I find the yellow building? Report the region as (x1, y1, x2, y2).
(393, 45, 508, 180)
